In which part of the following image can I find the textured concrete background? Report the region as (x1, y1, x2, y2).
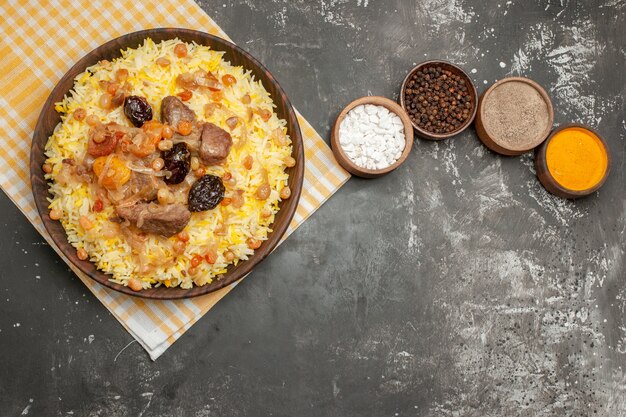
(1, 0, 625, 416)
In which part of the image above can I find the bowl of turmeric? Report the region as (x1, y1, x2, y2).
(535, 124, 611, 199)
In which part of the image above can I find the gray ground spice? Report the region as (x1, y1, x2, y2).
(482, 81, 550, 150)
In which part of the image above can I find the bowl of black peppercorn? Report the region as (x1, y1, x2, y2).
(400, 60, 478, 140)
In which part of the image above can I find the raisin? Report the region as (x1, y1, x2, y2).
(124, 96, 153, 127)
(162, 142, 190, 184)
(188, 175, 225, 212)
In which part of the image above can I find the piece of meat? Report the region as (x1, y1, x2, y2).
(116, 203, 191, 237)
(107, 171, 164, 207)
(160, 96, 196, 129)
(199, 122, 232, 165)
(107, 122, 140, 136)
(127, 172, 162, 202)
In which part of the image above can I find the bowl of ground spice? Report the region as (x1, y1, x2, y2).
(535, 124, 611, 199)
(400, 60, 478, 140)
(475, 77, 554, 155)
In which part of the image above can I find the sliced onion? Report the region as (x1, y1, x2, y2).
(116, 198, 140, 208)
(136, 208, 148, 229)
(127, 163, 168, 177)
(171, 137, 199, 153)
(147, 204, 162, 213)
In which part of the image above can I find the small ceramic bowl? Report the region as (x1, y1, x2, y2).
(475, 77, 554, 156)
(331, 96, 413, 178)
(535, 123, 611, 199)
(399, 60, 478, 140)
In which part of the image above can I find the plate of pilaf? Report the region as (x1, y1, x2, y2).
(30, 29, 304, 299)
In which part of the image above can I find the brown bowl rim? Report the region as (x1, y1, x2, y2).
(476, 76, 554, 155)
(330, 96, 414, 178)
(399, 60, 478, 140)
(29, 28, 304, 299)
(534, 123, 611, 199)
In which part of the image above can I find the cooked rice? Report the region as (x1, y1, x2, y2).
(44, 38, 292, 289)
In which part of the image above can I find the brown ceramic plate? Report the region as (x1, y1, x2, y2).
(30, 28, 304, 299)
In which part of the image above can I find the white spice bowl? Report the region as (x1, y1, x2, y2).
(331, 96, 414, 178)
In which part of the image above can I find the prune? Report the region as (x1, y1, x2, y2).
(162, 142, 190, 184)
(161, 96, 195, 128)
(188, 175, 224, 212)
(124, 96, 153, 127)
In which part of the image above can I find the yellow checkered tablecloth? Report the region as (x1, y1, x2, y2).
(0, 0, 349, 359)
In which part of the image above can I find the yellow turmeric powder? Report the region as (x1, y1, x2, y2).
(546, 127, 608, 191)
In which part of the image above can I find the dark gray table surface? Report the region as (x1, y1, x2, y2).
(2, 1, 625, 416)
